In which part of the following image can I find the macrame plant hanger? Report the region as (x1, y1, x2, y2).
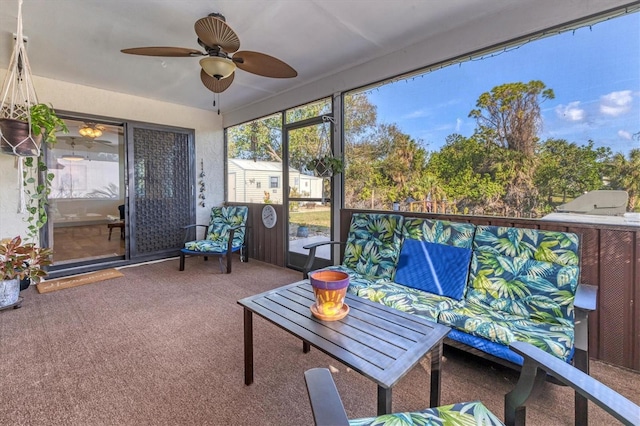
(0, 0, 40, 213)
(316, 116, 335, 204)
(0, 0, 41, 157)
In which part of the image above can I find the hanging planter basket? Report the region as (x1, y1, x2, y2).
(0, 0, 42, 157)
(307, 154, 344, 178)
(0, 118, 42, 156)
(305, 116, 344, 178)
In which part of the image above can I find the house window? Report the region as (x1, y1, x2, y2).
(343, 11, 640, 219)
(270, 176, 279, 189)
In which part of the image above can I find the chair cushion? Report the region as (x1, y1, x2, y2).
(348, 400, 504, 426)
(394, 239, 471, 300)
(467, 251, 579, 324)
(357, 281, 459, 322)
(439, 301, 575, 361)
(402, 217, 476, 249)
(342, 213, 404, 280)
(183, 240, 239, 253)
(473, 225, 579, 266)
(206, 206, 248, 244)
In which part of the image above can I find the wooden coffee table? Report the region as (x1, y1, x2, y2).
(237, 280, 450, 415)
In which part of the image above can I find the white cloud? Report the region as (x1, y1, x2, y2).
(403, 109, 431, 119)
(555, 101, 585, 121)
(618, 130, 632, 140)
(455, 118, 463, 132)
(600, 90, 632, 116)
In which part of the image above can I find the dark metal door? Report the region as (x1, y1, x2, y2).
(128, 123, 195, 262)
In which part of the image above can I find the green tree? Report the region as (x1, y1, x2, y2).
(427, 134, 505, 214)
(468, 81, 555, 215)
(469, 80, 554, 156)
(227, 114, 282, 161)
(609, 148, 640, 211)
(535, 139, 609, 207)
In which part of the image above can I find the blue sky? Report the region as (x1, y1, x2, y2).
(365, 11, 640, 156)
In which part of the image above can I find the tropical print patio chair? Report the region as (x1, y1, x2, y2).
(305, 367, 504, 426)
(179, 206, 249, 274)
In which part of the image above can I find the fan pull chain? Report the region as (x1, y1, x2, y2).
(212, 94, 221, 115)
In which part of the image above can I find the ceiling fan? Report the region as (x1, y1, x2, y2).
(121, 12, 297, 94)
(59, 135, 112, 150)
(78, 122, 106, 139)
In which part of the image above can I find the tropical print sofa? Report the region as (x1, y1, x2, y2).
(304, 212, 595, 369)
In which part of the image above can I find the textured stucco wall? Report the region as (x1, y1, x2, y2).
(0, 70, 223, 243)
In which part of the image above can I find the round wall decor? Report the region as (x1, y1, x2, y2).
(261, 204, 277, 228)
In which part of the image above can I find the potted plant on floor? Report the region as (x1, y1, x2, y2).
(0, 236, 52, 308)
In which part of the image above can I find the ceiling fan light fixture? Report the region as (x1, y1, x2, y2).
(79, 125, 103, 139)
(200, 56, 236, 80)
(61, 154, 85, 162)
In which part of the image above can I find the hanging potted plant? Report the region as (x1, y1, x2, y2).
(0, 103, 68, 156)
(0, 236, 52, 308)
(306, 153, 344, 178)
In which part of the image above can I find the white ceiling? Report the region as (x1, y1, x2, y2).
(0, 1, 633, 116)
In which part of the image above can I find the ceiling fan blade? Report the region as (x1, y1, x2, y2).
(121, 47, 205, 57)
(195, 16, 240, 53)
(233, 51, 297, 78)
(200, 69, 235, 93)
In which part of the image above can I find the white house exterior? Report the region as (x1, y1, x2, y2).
(228, 158, 323, 204)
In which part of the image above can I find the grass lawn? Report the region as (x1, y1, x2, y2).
(290, 208, 331, 228)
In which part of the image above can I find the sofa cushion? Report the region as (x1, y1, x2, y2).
(402, 217, 476, 249)
(394, 239, 471, 300)
(446, 328, 526, 366)
(439, 301, 575, 361)
(473, 225, 579, 267)
(348, 400, 504, 426)
(467, 251, 579, 324)
(343, 213, 404, 280)
(357, 282, 459, 322)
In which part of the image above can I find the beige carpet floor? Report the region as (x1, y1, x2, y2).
(0, 258, 637, 425)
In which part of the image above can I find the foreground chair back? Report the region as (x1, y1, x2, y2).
(304, 367, 504, 426)
(304, 341, 639, 426)
(179, 205, 248, 273)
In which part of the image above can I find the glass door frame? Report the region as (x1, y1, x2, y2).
(283, 114, 336, 270)
(44, 111, 128, 275)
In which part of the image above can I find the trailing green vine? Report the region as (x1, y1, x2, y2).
(22, 156, 54, 242)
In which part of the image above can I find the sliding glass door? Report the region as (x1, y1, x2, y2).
(48, 119, 126, 265)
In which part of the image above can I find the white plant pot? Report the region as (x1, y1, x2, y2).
(0, 279, 20, 308)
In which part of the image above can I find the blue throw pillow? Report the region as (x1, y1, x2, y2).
(394, 239, 472, 300)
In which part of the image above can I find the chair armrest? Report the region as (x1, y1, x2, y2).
(574, 283, 597, 311)
(505, 341, 639, 426)
(304, 368, 350, 426)
(225, 225, 248, 252)
(302, 241, 345, 279)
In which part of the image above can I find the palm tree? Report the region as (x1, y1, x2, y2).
(610, 148, 640, 211)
